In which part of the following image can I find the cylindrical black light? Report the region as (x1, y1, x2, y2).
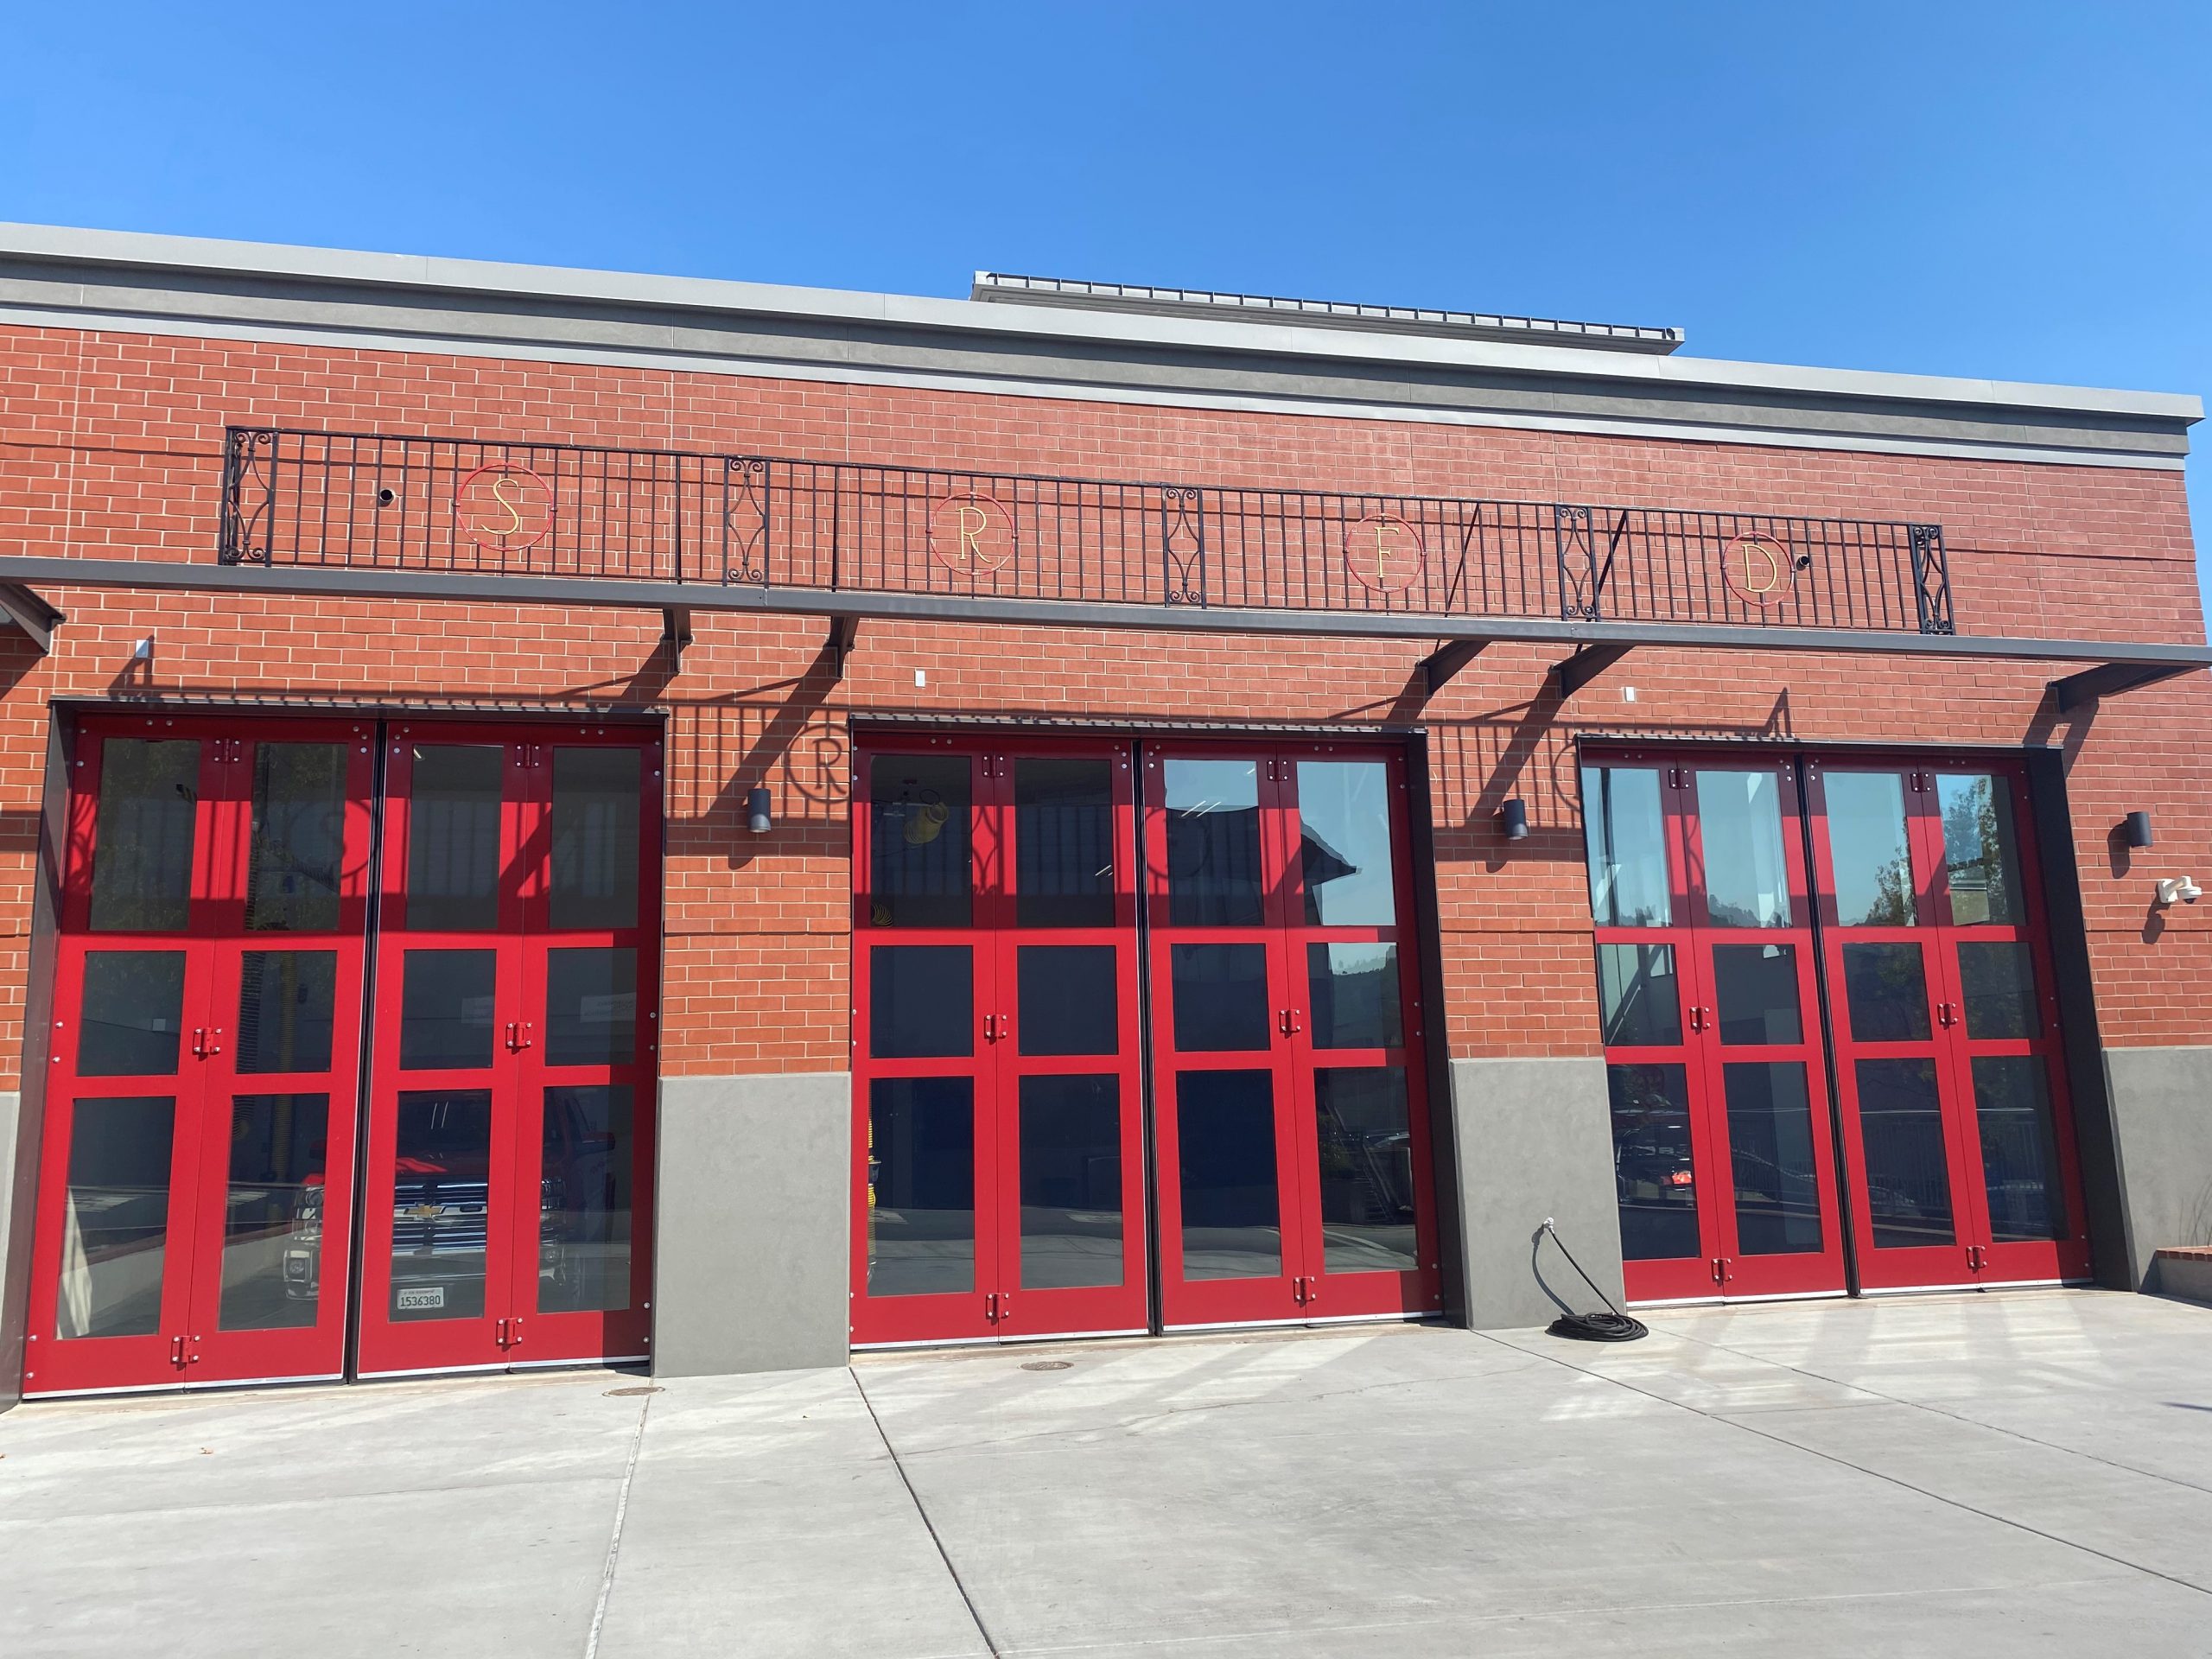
(747, 785, 773, 836)
(1500, 798, 1529, 841)
(2122, 810, 2154, 849)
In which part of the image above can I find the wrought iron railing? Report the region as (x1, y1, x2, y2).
(217, 427, 1955, 634)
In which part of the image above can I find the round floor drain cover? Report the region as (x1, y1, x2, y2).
(1020, 1360, 1073, 1372)
(605, 1385, 664, 1396)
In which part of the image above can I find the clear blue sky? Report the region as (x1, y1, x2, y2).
(7, 3, 2208, 597)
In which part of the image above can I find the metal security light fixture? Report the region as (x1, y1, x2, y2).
(747, 785, 772, 836)
(2122, 810, 2154, 849)
(1499, 798, 1529, 841)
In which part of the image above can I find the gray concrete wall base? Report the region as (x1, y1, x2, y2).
(0, 1090, 27, 1408)
(1447, 1057, 1624, 1329)
(2104, 1046, 2212, 1287)
(652, 1072, 851, 1377)
(2148, 1254, 2212, 1304)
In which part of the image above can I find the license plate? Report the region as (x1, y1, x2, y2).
(396, 1285, 445, 1311)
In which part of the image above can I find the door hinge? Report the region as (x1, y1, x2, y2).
(505, 1021, 535, 1052)
(1712, 1256, 1733, 1287)
(985, 1292, 1011, 1325)
(1293, 1275, 1319, 1307)
(497, 1316, 525, 1349)
(192, 1027, 224, 1059)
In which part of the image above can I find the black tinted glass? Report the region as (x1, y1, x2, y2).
(868, 755, 970, 929)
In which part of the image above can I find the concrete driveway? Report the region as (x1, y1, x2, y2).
(3, 1289, 2209, 1656)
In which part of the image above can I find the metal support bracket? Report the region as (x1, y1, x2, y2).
(2050, 659, 2202, 712)
(0, 582, 62, 655)
(827, 613, 859, 678)
(1417, 638, 1488, 694)
(1554, 642, 1633, 697)
(659, 606, 692, 664)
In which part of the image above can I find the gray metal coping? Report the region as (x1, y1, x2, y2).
(0, 224, 2196, 468)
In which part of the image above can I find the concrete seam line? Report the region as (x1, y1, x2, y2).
(1471, 1329, 2212, 1602)
(1656, 1320, 2212, 1501)
(583, 1392, 652, 1659)
(852, 1367, 1002, 1657)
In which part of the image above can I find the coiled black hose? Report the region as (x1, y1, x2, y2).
(1535, 1217, 1648, 1342)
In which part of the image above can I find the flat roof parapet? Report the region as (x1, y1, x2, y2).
(972, 270, 1686, 353)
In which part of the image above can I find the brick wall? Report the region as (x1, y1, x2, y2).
(0, 321, 2203, 1085)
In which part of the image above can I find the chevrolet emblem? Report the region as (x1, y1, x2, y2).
(409, 1203, 445, 1221)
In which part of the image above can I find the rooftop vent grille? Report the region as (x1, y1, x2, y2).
(970, 272, 1682, 354)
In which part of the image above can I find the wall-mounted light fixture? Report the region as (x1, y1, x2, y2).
(1499, 798, 1529, 842)
(2122, 810, 2155, 849)
(747, 785, 772, 836)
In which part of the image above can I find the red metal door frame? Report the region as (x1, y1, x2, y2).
(509, 728, 660, 1366)
(1145, 741, 1307, 1328)
(849, 742, 1004, 1344)
(357, 728, 532, 1374)
(358, 722, 660, 1376)
(1675, 757, 1847, 1299)
(25, 715, 373, 1394)
(1590, 752, 1847, 1306)
(988, 738, 1148, 1341)
(850, 735, 1150, 1345)
(1146, 739, 1440, 1331)
(1807, 756, 2090, 1293)
(1272, 741, 1441, 1322)
(1918, 762, 2091, 1285)
(182, 722, 373, 1385)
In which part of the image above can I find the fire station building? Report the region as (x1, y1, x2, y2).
(0, 225, 2204, 1402)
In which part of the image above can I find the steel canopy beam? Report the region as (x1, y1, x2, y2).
(1555, 643, 1635, 697)
(2050, 659, 2201, 711)
(2, 556, 2207, 683)
(0, 582, 63, 654)
(659, 606, 693, 661)
(827, 614, 859, 677)
(1418, 639, 1487, 693)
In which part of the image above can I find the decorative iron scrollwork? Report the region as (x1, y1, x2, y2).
(1554, 504, 1598, 620)
(1160, 486, 1205, 606)
(722, 456, 770, 586)
(218, 428, 276, 565)
(1909, 524, 1954, 635)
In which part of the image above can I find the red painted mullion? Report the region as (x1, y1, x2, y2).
(1663, 769, 1738, 1283)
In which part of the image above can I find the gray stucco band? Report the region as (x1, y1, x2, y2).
(2101, 1046, 2212, 1288)
(1447, 1057, 1625, 1329)
(0, 223, 2195, 467)
(652, 1071, 851, 1378)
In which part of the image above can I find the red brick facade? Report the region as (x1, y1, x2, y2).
(1, 321, 2205, 1087)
